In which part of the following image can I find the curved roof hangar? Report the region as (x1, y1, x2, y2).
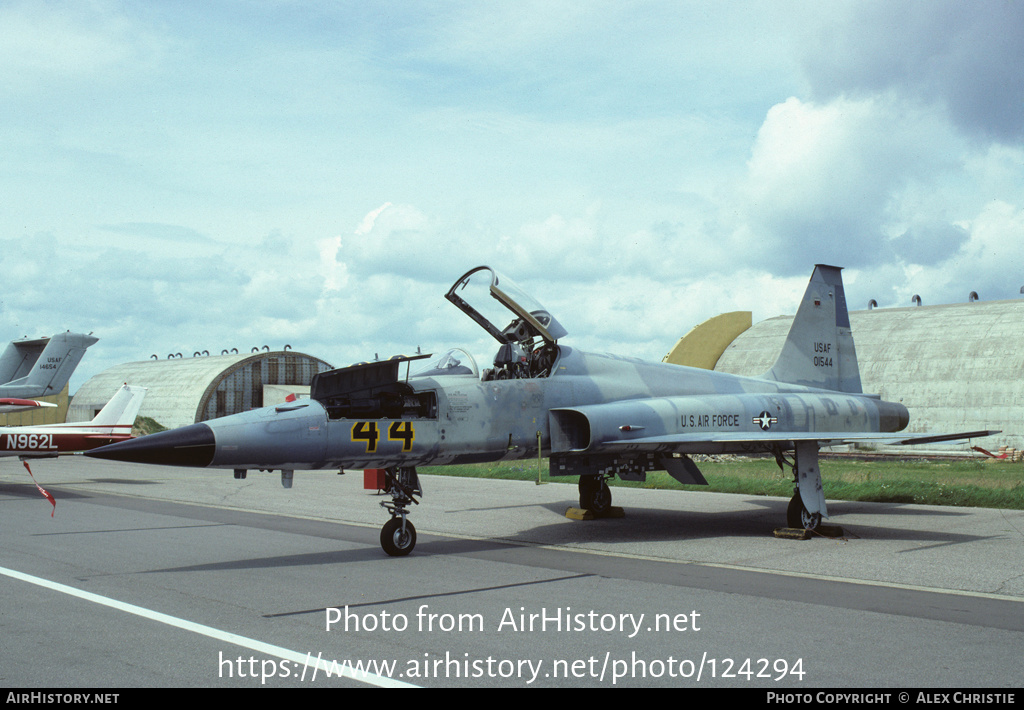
(69, 350, 333, 430)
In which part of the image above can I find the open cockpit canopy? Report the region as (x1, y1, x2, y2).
(445, 266, 565, 380)
(445, 266, 567, 347)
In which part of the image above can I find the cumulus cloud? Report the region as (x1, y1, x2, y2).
(2, 2, 1022, 388)
(890, 222, 969, 267)
(739, 95, 972, 273)
(800, 0, 1024, 143)
(930, 201, 1024, 301)
(337, 203, 472, 281)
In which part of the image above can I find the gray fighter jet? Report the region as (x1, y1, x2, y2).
(87, 266, 994, 555)
(0, 331, 99, 400)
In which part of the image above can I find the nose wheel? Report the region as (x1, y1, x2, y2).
(381, 516, 417, 556)
(380, 466, 421, 556)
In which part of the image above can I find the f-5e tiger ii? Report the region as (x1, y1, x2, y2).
(87, 265, 995, 556)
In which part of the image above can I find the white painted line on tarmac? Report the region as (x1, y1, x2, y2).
(692, 561, 1024, 603)
(0, 565, 418, 688)
(504, 543, 1024, 604)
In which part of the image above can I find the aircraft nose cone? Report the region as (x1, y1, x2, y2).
(86, 422, 216, 467)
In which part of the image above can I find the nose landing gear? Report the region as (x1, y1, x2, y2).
(380, 466, 421, 556)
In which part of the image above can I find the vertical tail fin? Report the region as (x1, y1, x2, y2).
(762, 265, 862, 393)
(88, 384, 147, 430)
(0, 332, 99, 396)
(0, 338, 36, 384)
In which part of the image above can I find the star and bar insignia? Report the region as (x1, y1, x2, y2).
(754, 411, 778, 431)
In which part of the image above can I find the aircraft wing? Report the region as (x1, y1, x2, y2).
(0, 398, 58, 415)
(589, 429, 1000, 452)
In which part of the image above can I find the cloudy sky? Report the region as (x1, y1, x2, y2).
(2, 0, 1022, 390)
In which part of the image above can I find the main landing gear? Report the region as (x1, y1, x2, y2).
(380, 466, 421, 556)
(786, 493, 822, 531)
(775, 442, 827, 532)
(578, 475, 612, 516)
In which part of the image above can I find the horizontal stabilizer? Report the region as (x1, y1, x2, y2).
(0, 398, 58, 414)
(885, 430, 1001, 446)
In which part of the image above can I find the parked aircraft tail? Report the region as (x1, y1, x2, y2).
(762, 265, 863, 393)
(84, 384, 147, 432)
(0, 332, 100, 397)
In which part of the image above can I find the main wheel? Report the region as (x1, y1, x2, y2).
(380, 517, 417, 556)
(787, 493, 821, 531)
(579, 476, 612, 515)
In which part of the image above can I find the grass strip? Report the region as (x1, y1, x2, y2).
(422, 456, 1024, 510)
